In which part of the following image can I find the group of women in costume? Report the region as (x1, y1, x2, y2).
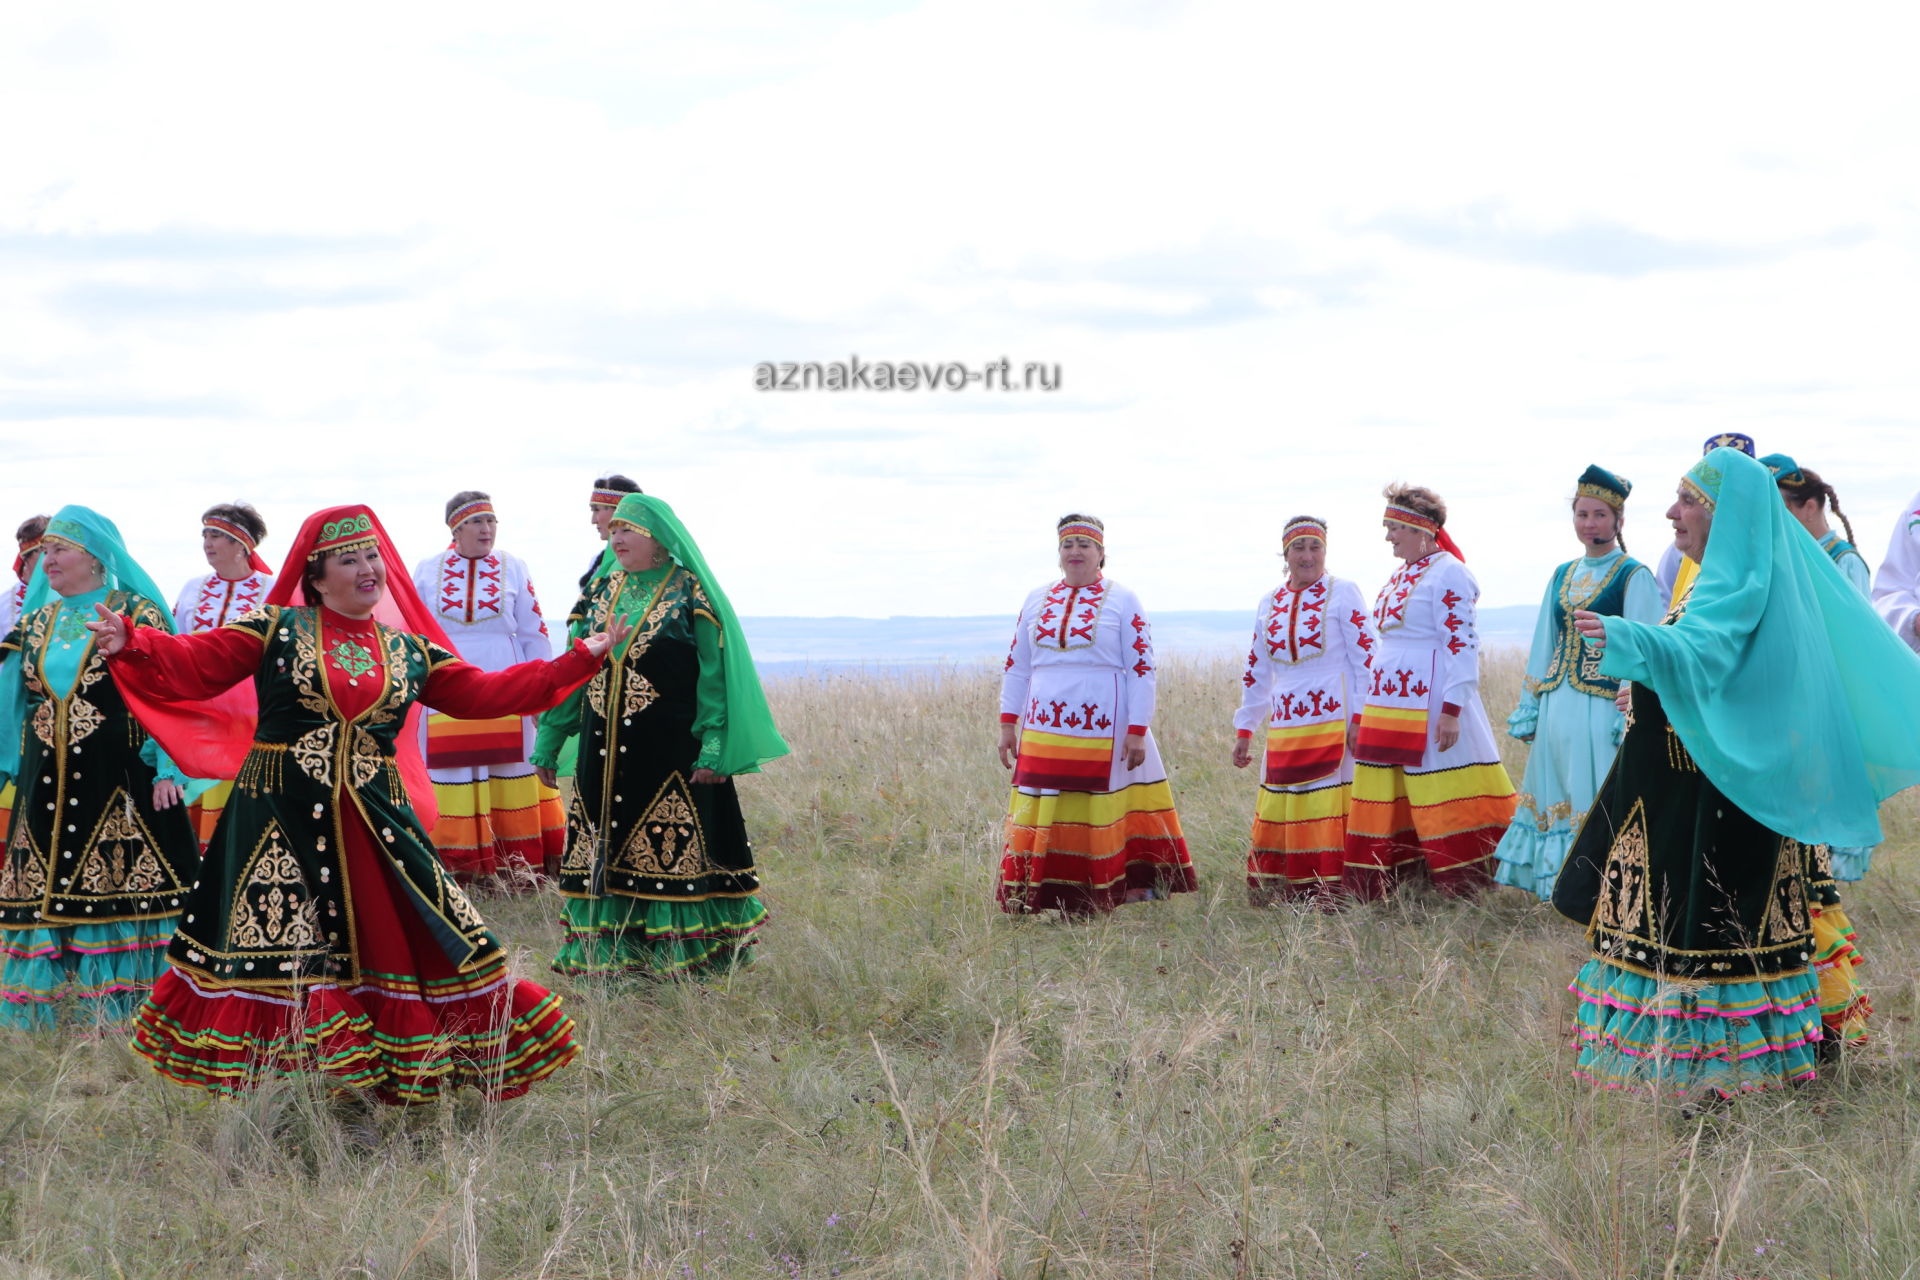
(997, 438, 1920, 1103)
(4, 439, 1920, 1111)
(0, 486, 786, 1106)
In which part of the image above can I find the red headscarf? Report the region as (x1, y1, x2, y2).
(122, 504, 461, 825)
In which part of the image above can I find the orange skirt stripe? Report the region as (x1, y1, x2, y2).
(1354, 705, 1430, 767)
(1013, 728, 1115, 790)
(1263, 721, 1346, 786)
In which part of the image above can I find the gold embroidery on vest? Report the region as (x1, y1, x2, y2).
(0, 824, 47, 901)
(229, 822, 322, 951)
(1595, 798, 1650, 936)
(614, 776, 708, 878)
(291, 725, 337, 788)
(76, 792, 172, 896)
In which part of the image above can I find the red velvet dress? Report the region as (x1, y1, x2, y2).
(117, 606, 595, 1103)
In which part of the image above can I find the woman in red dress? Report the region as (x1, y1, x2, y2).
(94, 505, 628, 1104)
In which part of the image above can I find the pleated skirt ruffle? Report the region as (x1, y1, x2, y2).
(1568, 958, 1822, 1097)
(0, 917, 177, 1031)
(1343, 761, 1516, 900)
(999, 780, 1197, 916)
(553, 892, 766, 977)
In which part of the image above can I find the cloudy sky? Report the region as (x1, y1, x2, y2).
(5, 2, 1917, 623)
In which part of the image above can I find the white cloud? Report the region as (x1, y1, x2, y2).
(3, 0, 1917, 627)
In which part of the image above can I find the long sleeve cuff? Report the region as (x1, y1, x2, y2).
(1235, 728, 1252, 740)
(999, 712, 1019, 724)
(1126, 724, 1148, 737)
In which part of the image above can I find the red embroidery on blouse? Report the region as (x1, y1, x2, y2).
(189, 572, 269, 632)
(437, 552, 504, 624)
(1031, 578, 1108, 650)
(1372, 554, 1438, 633)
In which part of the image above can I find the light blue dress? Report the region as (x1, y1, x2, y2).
(1819, 530, 1875, 879)
(1493, 550, 1663, 898)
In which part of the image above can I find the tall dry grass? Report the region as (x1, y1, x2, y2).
(4, 652, 1919, 1278)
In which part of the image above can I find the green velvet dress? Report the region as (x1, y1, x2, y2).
(534, 564, 766, 976)
(1552, 650, 1824, 1096)
(0, 589, 201, 1029)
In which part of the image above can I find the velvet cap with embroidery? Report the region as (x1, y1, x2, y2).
(1598, 446, 1920, 847)
(588, 493, 789, 776)
(1575, 465, 1631, 511)
(1701, 431, 1755, 457)
(1758, 452, 1809, 490)
(0, 505, 180, 787)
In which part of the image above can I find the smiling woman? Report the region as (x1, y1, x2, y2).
(99, 504, 623, 1103)
(996, 513, 1197, 916)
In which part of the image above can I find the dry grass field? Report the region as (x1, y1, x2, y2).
(4, 652, 1920, 1279)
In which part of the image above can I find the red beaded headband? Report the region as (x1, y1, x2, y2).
(1382, 504, 1440, 534)
(1281, 519, 1326, 549)
(202, 516, 257, 552)
(447, 499, 495, 530)
(1057, 520, 1104, 545)
(590, 488, 624, 508)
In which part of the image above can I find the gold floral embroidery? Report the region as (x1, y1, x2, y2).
(67, 696, 105, 745)
(291, 725, 337, 788)
(586, 667, 609, 718)
(31, 701, 54, 747)
(1595, 799, 1650, 935)
(442, 881, 486, 931)
(561, 791, 598, 874)
(76, 798, 170, 895)
(348, 727, 384, 791)
(623, 673, 659, 718)
(229, 823, 322, 951)
(613, 777, 708, 878)
(1765, 840, 1813, 944)
(0, 827, 47, 901)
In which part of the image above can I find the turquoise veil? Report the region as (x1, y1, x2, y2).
(1600, 448, 1920, 846)
(596, 494, 789, 776)
(0, 505, 181, 787)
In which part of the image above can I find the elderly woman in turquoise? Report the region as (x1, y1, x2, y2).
(0, 506, 201, 1029)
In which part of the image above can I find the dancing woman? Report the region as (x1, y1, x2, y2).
(101, 505, 623, 1102)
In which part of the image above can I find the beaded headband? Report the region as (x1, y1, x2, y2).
(202, 516, 258, 552)
(1281, 518, 1327, 550)
(591, 488, 625, 508)
(16, 534, 43, 557)
(308, 511, 378, 559)
(1382, 504, 1440, 534)
(607, 518, 655, 539)
(1057, 519, 1104, 545)
(446, 498, 495, 531)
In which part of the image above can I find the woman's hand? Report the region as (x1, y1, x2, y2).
(997, 723, 1019, 770)
(1573, 608, 1607, 649)
(1231, 736, 1252, 769)
(86, 603, 130, 657)
(690, 767, 729, 784)
(580, 612, 636, 660)
(152, 779, 183, 810)
(1616, 682, 1633, 714)
(1434, 712, 1461, 752)
(1122, 732, 1147, 770)
(535, 766, 559, 788)
(1346, 720, 1361, 757)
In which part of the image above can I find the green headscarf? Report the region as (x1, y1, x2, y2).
(0, 505, 181, 787)
(1601, 448, 1920, 846)
(594, 493, 788, 776)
